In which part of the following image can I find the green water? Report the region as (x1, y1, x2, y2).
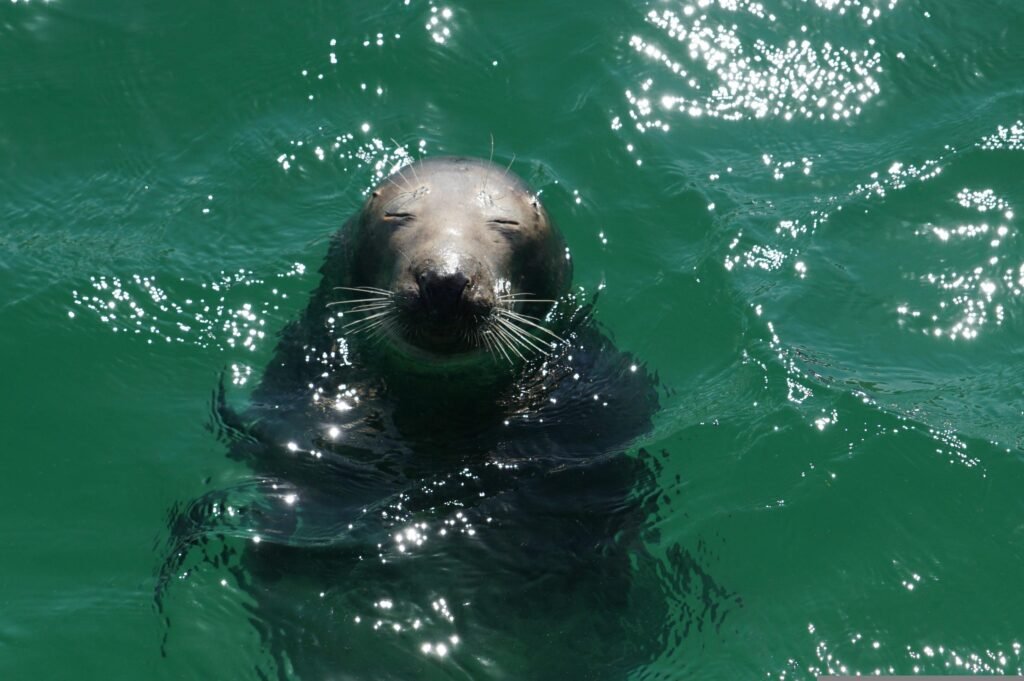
(3, 0, 1024, 678)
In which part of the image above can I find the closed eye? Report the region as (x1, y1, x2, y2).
(489, 219, 521, 242)
(384, 212, 415, 221)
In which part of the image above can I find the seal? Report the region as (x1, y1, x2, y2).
(331, 156, 571, 364)
(158, 156, 710, 681)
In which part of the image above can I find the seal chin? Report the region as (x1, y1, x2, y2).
(376, 323, 498, 374)
(411, 326, 475, 352)
(393, 308, 493, 356)
(391, 326, 475, 356)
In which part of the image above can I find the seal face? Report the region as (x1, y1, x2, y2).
(335, 157, 571, 360)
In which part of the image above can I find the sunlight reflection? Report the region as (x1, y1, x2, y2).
(276, 136, 427, 197)
(729, 120, 1024, 348)
(903, 186, 1017, 341)
(980, 120, 1024, 151)
(624, 5, 882, 126)
(71, 265, 306, 355)
(425, 4, 455, 45)
(775, 622, 1024, 678)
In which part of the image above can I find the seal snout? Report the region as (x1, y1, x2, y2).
(417, 270, 470, 318)
(408, 255, 493, 322)
(393, 258, 496, 352)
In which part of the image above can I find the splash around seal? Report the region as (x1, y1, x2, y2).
(327, 156, 572, 366)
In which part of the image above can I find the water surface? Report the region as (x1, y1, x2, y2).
(3, 0, 1024, 678)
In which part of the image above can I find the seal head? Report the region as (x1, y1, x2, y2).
(337, 157, 571, 361)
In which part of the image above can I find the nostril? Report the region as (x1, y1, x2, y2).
(418, 271, 470, 315)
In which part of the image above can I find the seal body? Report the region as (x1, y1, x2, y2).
(162, 157, 673, 680)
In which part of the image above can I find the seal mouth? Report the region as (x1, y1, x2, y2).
(328, 286, 563, 363)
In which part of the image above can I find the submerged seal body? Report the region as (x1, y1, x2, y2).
(161, 157, 684, 680)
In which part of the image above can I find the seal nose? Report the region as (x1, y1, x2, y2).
(418, 270, 470, 317)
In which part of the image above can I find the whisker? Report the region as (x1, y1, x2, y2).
(343, 310, 393, 329)
(477, 329, 490, 354)
(501, 307, 546, 321)
(498, 296, 558, 305)
(496, 318, 550, 355)
(485, 327, 514, 364)
(365, 317, 398, 343)
(345, 303, 393, 313)
(333, 286, 394, 296)
(497, 292, 554, 300)
(386, 174, 413, 193)
(502, 321, 551, 353)
(389, 138, 410, 170)
(329, 295, 392, 303)
(482, 332, 506, 364)
(328, 288, 395, 321)
(500, 310, 565, 342)
(355, 317, 388, 334)
(481, 137, 494, 196)
(490, 324, 528, 362)
(354, 312, 397, 339)
(468, 328, 484, 355)
(326, 298, 391, 307)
